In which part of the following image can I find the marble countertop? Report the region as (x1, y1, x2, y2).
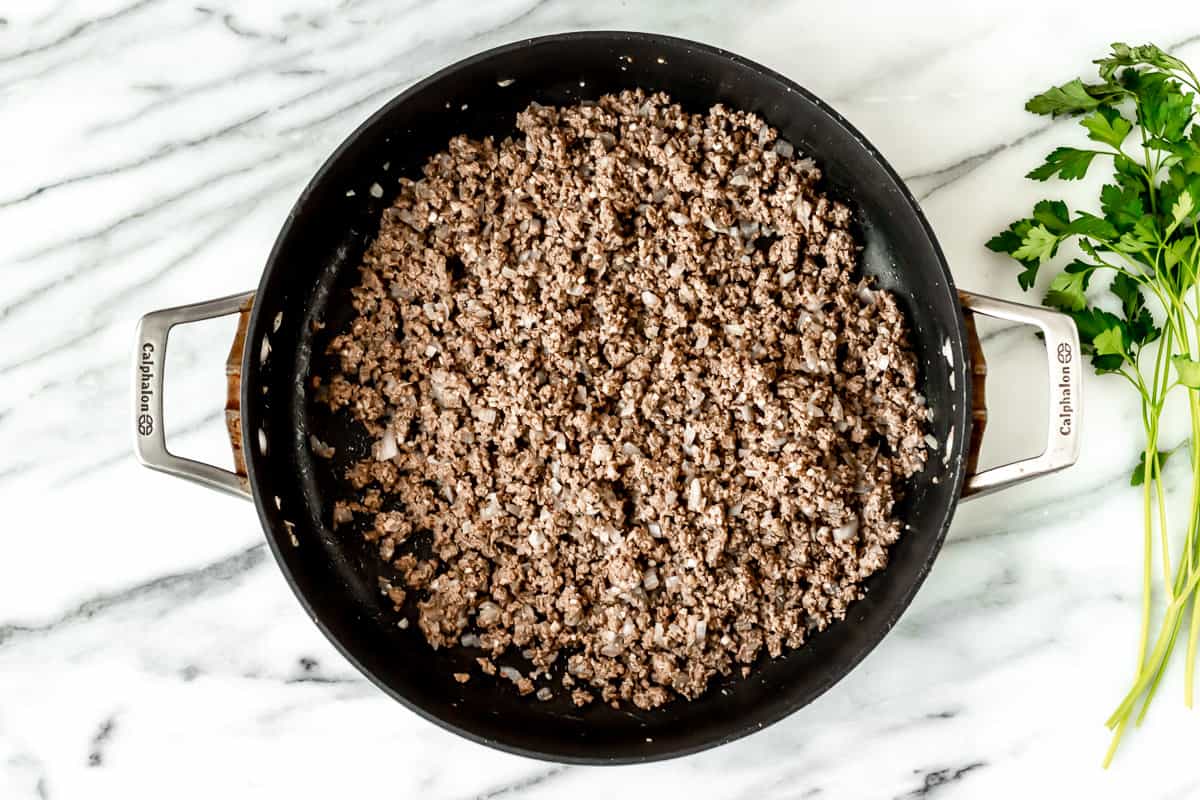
(5, 1, 1200, 797)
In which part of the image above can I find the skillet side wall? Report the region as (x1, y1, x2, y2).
(239, 32, 972, 763)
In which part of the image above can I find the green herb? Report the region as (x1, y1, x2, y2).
(989, 42, 1200, 766)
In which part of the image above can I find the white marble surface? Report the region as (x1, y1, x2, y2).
(5, 1, 1200, 797)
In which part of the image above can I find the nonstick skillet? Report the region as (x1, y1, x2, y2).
(132, 31, 1081, 763)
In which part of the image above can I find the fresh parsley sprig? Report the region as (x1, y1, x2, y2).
(988, 42, 1200, 766)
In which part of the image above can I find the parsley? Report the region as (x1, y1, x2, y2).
(1025, 77, 1119, 116)
(1027, 146, 1101, 180)
(1083, 106, 1135, 149)
(1132, 448, 1172, 486)
(990, 42, 1200, 766)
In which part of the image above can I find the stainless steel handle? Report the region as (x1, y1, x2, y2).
(959, 291, 1081, 498)
(133, 291, 256, 500)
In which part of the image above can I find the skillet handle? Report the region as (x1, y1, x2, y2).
(958, 291, 1082, 498)
(133, 291, 256, 500)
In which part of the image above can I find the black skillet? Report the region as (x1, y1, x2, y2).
(132, 32, 1081, 763)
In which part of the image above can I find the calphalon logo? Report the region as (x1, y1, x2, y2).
(138, 343, 155, 436)
(1056, 342, 1074, 436)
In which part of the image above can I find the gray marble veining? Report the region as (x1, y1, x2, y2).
(5, 1, 1200, 797)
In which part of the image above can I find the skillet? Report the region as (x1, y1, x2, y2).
(133, 31, 1080, 763)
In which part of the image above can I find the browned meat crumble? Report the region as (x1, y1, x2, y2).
(316, 89, 930, 709)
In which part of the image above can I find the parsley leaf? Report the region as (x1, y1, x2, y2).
(1012, 224, 1060, 263)
(1097, 42, 1190, 83)
(1184, 128, 1200, 171)
(1111, 272, 1159, 345)
(1101, 183, 1145, 231)
(985, 227, 1023, 255)
(1114, 230, 1153, 254)
(1174, 355, 1200, 388)
(1131, 449, 1171, 486)
(1027, 146, 1099, 181)
(1026, 78, 1115, 116)
(1164, 235, 1197, 270)
(1063, 305, 1128, 371)
(1033, 199, 1071, 232)
(986, 218, 1041, 289)
(1157, 163, 1200, 229)
(1044, 261, 1094, 311)
(1172, 190, 1195, 227)
(1127, 70, 1194, 141)
(1094, 325, 1128, 358)
(1082, 106, 1134, 149)
(1068, 211, 1120, 240)
(1111, 271, 1144, 319)
(1113, 154, 1148, 194)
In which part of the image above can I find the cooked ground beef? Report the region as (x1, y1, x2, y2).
(316, 89, 930, 709)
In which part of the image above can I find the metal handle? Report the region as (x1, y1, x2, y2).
(133, 291, 256, 500)
(959, 291, 1081, 498)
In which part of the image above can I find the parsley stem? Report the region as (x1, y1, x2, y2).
(1104, 717, 1130, 768)
(1153, 322, 1186, 590)
(1139, 424, 1154, 672)
(1155, 446, 1172, 592)
(1184, 578, 1199, 712)
(1186, 383, 1200, 706)
(1138, 500, 1200, 723)
(1137, 617, 1183, 725)
(1149, 320, 1173, 588)
(1137, 412, 1156, 671)
(1108, 549, 1200, 728)
(1108, 605, 1181, 727)
(1187, 598, 1200, 707)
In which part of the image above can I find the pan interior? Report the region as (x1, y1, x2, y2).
(241, 32, 971, 763)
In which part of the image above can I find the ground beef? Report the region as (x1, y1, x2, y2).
(316, 89, 931, 709)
